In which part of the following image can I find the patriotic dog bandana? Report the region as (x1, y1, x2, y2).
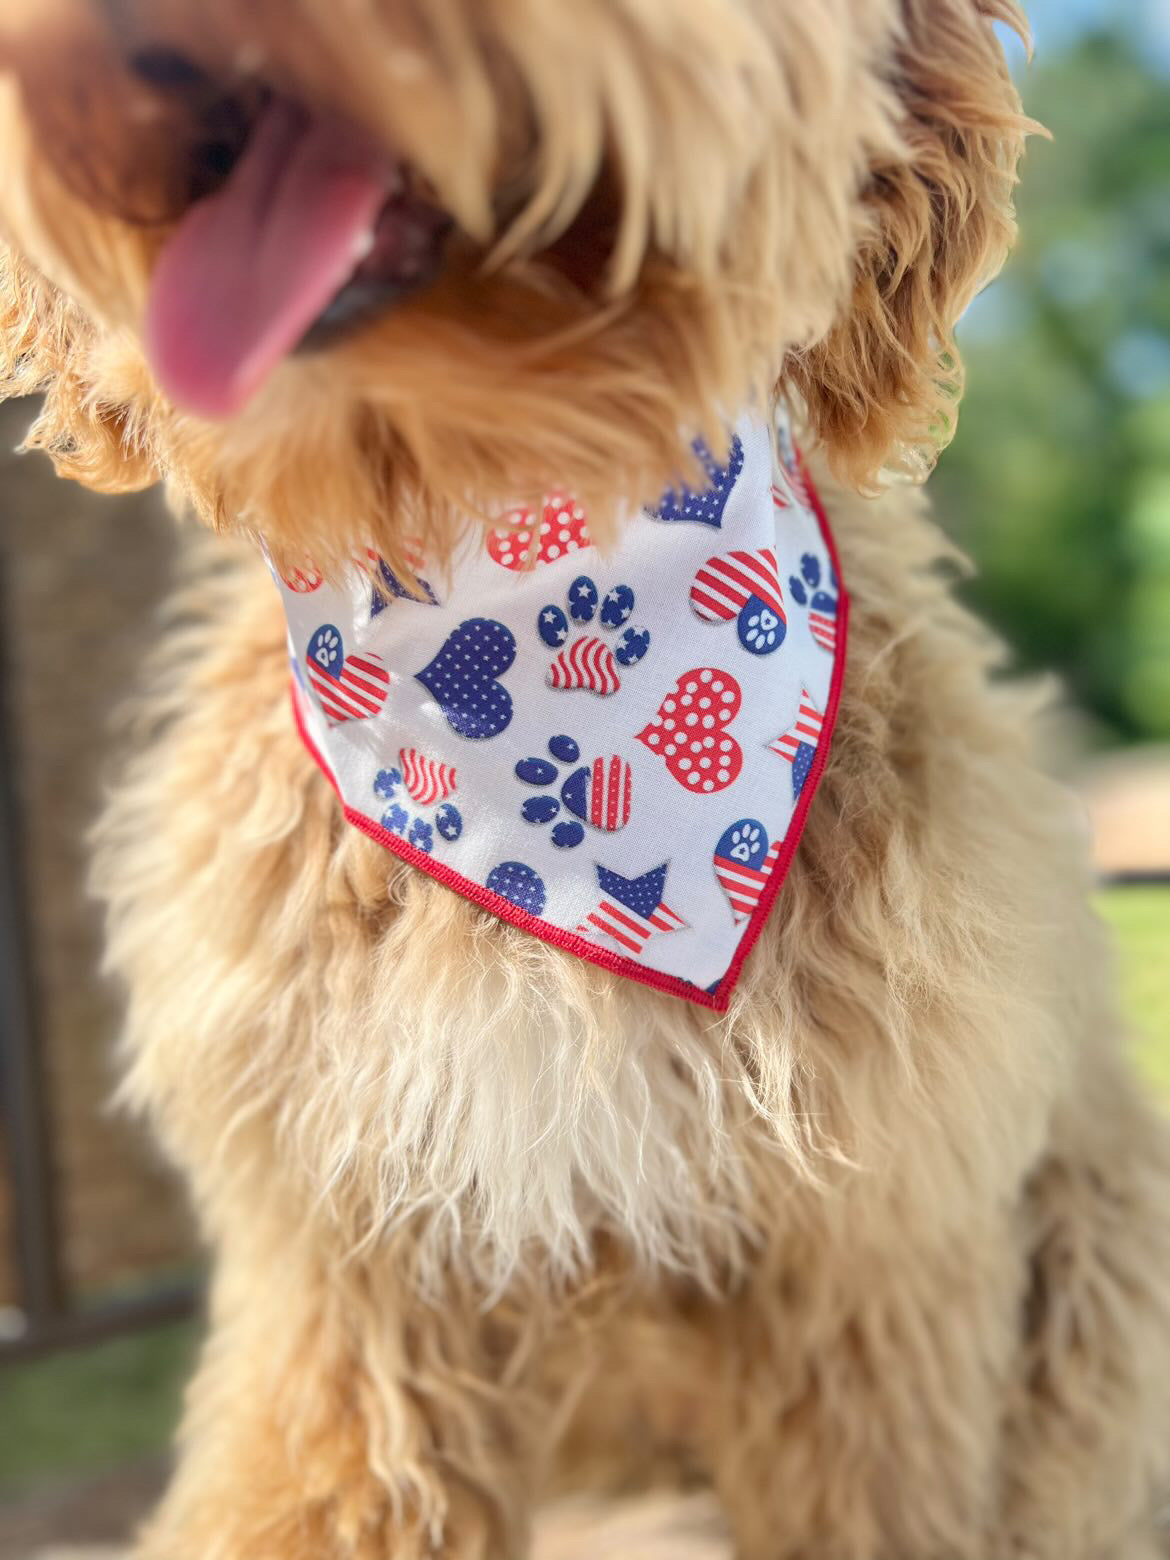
(274, 407, 847, 1011)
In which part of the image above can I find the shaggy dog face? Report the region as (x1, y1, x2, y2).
(1, 0, 1024, 573)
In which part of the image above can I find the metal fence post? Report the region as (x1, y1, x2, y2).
(0, 553, 68, 1342)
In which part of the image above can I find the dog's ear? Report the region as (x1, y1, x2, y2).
(1, 245, 158, 493)
(788, 0, 1032, 488)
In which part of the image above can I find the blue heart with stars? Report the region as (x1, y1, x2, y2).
(416, 618, 516, 740)
(652, 434, 744, 529)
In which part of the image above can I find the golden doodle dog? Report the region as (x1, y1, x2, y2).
(3, 2, 1170, 1556)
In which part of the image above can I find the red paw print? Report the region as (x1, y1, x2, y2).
(637, 668, 743, 793)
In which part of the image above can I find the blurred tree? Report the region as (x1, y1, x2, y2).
(935, 23, 1170, 742)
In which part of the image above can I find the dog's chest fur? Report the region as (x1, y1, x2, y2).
(107, 466, 1044, 1299)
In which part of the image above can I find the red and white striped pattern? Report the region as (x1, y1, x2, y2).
(768, 687, 823, 764)
(809, 609, 837, 653)
(308, 652, 390, 727)
(583, 757, 632, 831)
(400, 747, 457, 806)
(578, 897, 688, 958)
(774, 445, 813, 510)
(548, 635, 620, 696)
(714, 840, 783, 925)
(690, 548, 785, 624)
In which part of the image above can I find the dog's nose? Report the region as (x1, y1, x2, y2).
(127, 46, 213, 92)
(0, 3, 268, 226)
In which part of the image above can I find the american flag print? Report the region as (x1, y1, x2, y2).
(277, 405, 844, 1012)
(774, 418, 814, 510)
(768, 688, 825, 799)
(653, 435, 744, 529)
(712, 819, 784, 925)
(808, 606, 837, 654)
(788, 553, 839, 655)
(691, 548, 785, 623)
(690, 548, 787, 656)
(305, 624, 391, 727)
(548, 635, 621, 696)
(400, 748, 457, 807)
(578, 863, 688, 958)
(560, 755, 633, 832)
(355, 546, 439, 617)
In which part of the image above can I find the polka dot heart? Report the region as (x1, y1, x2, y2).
(637, 668, 744, 794)
(486, 493, 592, 571)
(282, 564, 323, 593)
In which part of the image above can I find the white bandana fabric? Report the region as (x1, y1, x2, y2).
(274, 409, 847, 1010)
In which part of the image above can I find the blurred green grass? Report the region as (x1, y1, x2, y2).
(1102, 886, 1170, 1092)
(0, 890, 1166, 1501)
(0, 1320, 198, 1496)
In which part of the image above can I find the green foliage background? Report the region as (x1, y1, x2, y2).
(935, 10, 1170, 744)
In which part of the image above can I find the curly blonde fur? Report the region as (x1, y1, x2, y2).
(2, 2, 1169, 1557)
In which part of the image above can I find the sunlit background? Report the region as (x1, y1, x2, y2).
(1, 5, 1168, 1554)
(944, 0, 1170, 745)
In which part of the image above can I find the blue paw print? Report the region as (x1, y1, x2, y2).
(538, 577, 650, 696)
(515, 737, 633, 849)
(788, 553, 840, 654)
(374, 768, 463, 854)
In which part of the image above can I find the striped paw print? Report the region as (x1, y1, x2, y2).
(374, 750, 463, 855)
(515, 735, 633, 849)
(537, 576, 650, 697)
(788, 554, 840, 654)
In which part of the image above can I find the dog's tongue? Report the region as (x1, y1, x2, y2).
(147, 100, 392, 420)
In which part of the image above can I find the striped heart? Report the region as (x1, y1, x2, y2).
(547, 636, 620, 696)
(305, 624, 390, 727)
(713, 819, 783, 926)
(400, 748, 457, 806)
(487, 493, 592, 571)
(690, 548, 787, 657)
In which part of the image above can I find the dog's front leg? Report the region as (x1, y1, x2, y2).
(134, 1229, 533, 1560)
(697, 1218, 1021, 1560)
